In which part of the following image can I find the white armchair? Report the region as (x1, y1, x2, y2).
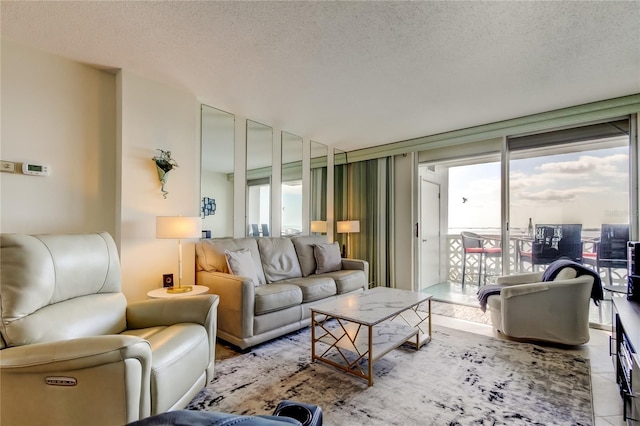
(486, 270, 594, 345)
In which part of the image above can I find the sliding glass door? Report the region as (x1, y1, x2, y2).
(507, 120, 631, 281)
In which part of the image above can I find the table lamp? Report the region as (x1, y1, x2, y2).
(337, 220, 360, 258)
(311, 221, 328, 234)
(156, 216, 202, 293)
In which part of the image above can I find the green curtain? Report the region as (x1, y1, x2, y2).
(310, 166, 327, 221)
(335, 157, 393, 287)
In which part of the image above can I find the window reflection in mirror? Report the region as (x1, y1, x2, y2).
(310, 141, 328, 226)
(246, 120, 273, 237)
(282, 132, 303, 236)
(201, 105, 235, 238)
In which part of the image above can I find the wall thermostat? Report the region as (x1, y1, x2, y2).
(22, 163, 51, 176)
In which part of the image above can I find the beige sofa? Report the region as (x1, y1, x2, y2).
(0, 232, 219, 426)
(196, 235, 369, 349)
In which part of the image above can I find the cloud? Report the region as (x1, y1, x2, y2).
(537, 154, 628, 177)
(518, 186, 602, 202)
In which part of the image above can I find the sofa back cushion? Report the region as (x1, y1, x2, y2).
(196, 238, 266, 285)
(257, 238, 302, 283)
(0, 232, 127, 347)
(291, 235, 328, 277)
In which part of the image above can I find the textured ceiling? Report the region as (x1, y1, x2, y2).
(2, 1, 639, 152)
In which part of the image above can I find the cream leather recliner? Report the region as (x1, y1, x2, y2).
(0, 232, 219, 426)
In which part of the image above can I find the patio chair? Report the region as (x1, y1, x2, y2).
(518, 224, 582, 271)
(460, 231, 502, 287)
(583, 224, 629, 286)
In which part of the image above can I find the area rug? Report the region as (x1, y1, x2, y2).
(187, 326, 593, 425)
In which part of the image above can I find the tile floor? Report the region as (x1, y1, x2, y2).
(432, 312, 625, 425)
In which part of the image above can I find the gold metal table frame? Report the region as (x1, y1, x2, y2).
(310, 288, 432, 386)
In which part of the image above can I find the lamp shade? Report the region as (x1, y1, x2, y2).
(156, 216, 202, 239)
(337, 220, 360, 233)
(310, 221, 328, 233)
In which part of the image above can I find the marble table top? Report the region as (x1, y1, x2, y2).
(311, 287, 432, 326)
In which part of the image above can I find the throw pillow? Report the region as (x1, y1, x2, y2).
(553, 267, 578, 281)
(225, 249, 261, 287)
(541, 258, 579, 282)
(313, 242, 342, 274)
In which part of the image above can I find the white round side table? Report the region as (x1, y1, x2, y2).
(147, 285, 209, 299)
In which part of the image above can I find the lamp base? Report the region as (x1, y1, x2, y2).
(166, 285, 193, 294)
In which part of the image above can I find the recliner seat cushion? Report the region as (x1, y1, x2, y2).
(254, 284, 303, 315)
(122, 323, 209, 413)
(280, 276, 337, 302)
(258, 238, 302, 283)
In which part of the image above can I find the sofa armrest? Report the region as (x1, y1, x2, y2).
(495, 272, 544, 286)
(500, 281, 552, 298)
(342, 259, 369, 286)
(1, 335, 152, 424)
(196, 271, 256, 340)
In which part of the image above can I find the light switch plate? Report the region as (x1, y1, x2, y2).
(0, 161, 16, 173)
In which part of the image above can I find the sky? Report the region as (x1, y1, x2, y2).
(448, 141, 629, 234)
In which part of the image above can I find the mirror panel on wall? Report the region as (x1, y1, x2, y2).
(281, 132, 303, 236)
(246, 120, 273, 237)
(201, 105, 235, 238)
(310, 141, 328, 233)
(334, 148, 348, 245)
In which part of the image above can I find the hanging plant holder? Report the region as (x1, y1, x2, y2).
(152, 149, 178, 199)
(156, 166, 170, 199)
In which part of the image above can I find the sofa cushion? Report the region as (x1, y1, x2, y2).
(291, 235, 328, 277)
(257, 238, 303, 283)
(196, 238, 266, 285)
(319, 270, 366, 294)
(254, 283, 303, 315)
(225, 249, 261, 287)
(313, 242, 342, 274)
(281, 276, 337, 302)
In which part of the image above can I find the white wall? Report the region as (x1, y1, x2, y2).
(0, 39, 116, 235)
(117, 70, 200, 302)
(1, 41, 203, 303)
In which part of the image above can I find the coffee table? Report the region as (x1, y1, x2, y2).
(310, 287, 432, 386)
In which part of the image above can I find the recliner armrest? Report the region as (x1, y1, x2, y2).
(1, 335, 153, 424)
(1, 334, 151, 371)
(126, 295, 219, 330)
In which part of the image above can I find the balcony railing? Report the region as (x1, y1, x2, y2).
(445, 234, 627, 286)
